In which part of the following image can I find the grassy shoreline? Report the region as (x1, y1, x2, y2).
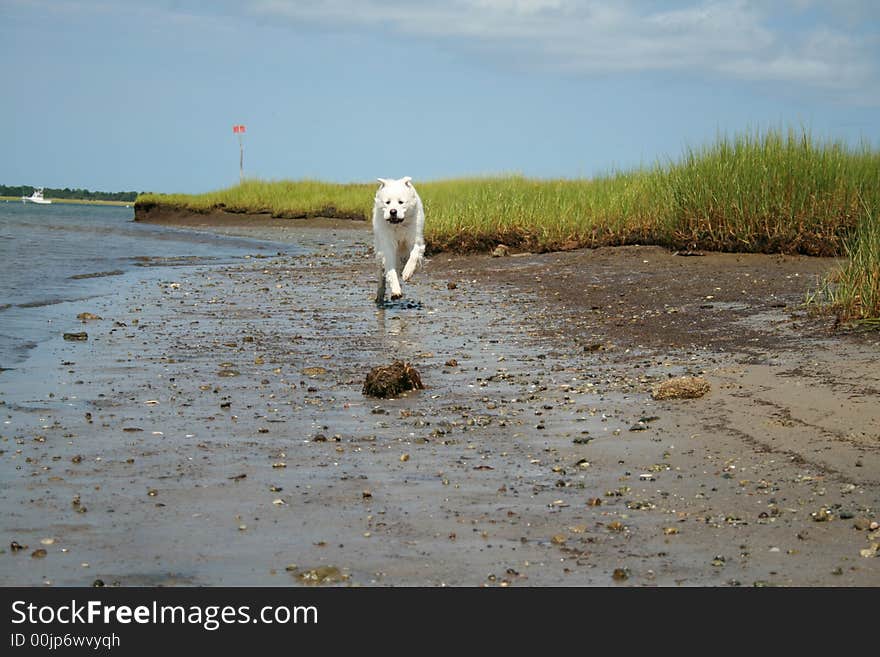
(136, 128, 880, 324)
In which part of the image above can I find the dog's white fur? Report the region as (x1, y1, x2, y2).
(372, 176, 425, 303)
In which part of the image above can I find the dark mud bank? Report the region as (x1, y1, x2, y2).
(133, 201, 366, 226)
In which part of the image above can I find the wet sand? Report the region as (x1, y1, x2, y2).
(2, 215, 878, 586)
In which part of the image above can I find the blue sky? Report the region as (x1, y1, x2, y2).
(3, 0, 879, 193)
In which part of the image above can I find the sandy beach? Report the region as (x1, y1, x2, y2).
(2, 213, 878, 586)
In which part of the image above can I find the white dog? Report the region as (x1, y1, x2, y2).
(372, 176, 426, 303)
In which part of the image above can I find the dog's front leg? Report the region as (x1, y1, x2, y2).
(401, 241, 425, 282)
(375, 266, 386, 304)
(376, 243, 403, 300)
(386, 268, 403, 299)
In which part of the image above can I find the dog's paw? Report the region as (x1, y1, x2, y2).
(402, 262, 420, 281)
(390, 292, 403, 300)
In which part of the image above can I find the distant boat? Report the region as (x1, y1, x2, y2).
(22, 188, 52, 204)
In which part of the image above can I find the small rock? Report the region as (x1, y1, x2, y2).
(63, 332, 88, 341)
(853, 517, 872, 531)
(811, 508, 831, 522)
(651, 376, 710, 400)
(491, 244, 510, 257)
(298, 565, 347, 585)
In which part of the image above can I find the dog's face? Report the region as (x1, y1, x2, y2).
(376, 177, 417, 224)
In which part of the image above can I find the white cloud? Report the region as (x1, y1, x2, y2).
(22, 0, 879, 95)
(247, 0, 877, 94)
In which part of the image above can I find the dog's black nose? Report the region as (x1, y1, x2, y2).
(389, 208, 397, 216)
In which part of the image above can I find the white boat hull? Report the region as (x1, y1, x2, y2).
(22, 189, 52, 204)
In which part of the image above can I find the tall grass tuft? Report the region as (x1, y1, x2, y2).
(816, 203, 880, 326)
(661, 128, 878, 256)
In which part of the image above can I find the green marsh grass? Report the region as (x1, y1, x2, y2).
(136, 128, 880, 322)
(815, 204, 880, 326)
(137, 179, 368, 220)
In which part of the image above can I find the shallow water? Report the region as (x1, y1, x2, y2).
(0, 201, 301, 366)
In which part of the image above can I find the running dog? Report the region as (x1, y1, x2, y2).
(372, 176, 426, 303)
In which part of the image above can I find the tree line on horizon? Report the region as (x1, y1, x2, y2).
(1, 185, 141, 202)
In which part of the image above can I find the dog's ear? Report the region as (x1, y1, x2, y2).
(402, 176, 413, 187)
(377, 178, 389, 188)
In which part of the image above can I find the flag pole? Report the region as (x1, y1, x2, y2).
(233, 124, 246, 185)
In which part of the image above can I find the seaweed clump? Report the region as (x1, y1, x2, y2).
(363, 361, 425, 398)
